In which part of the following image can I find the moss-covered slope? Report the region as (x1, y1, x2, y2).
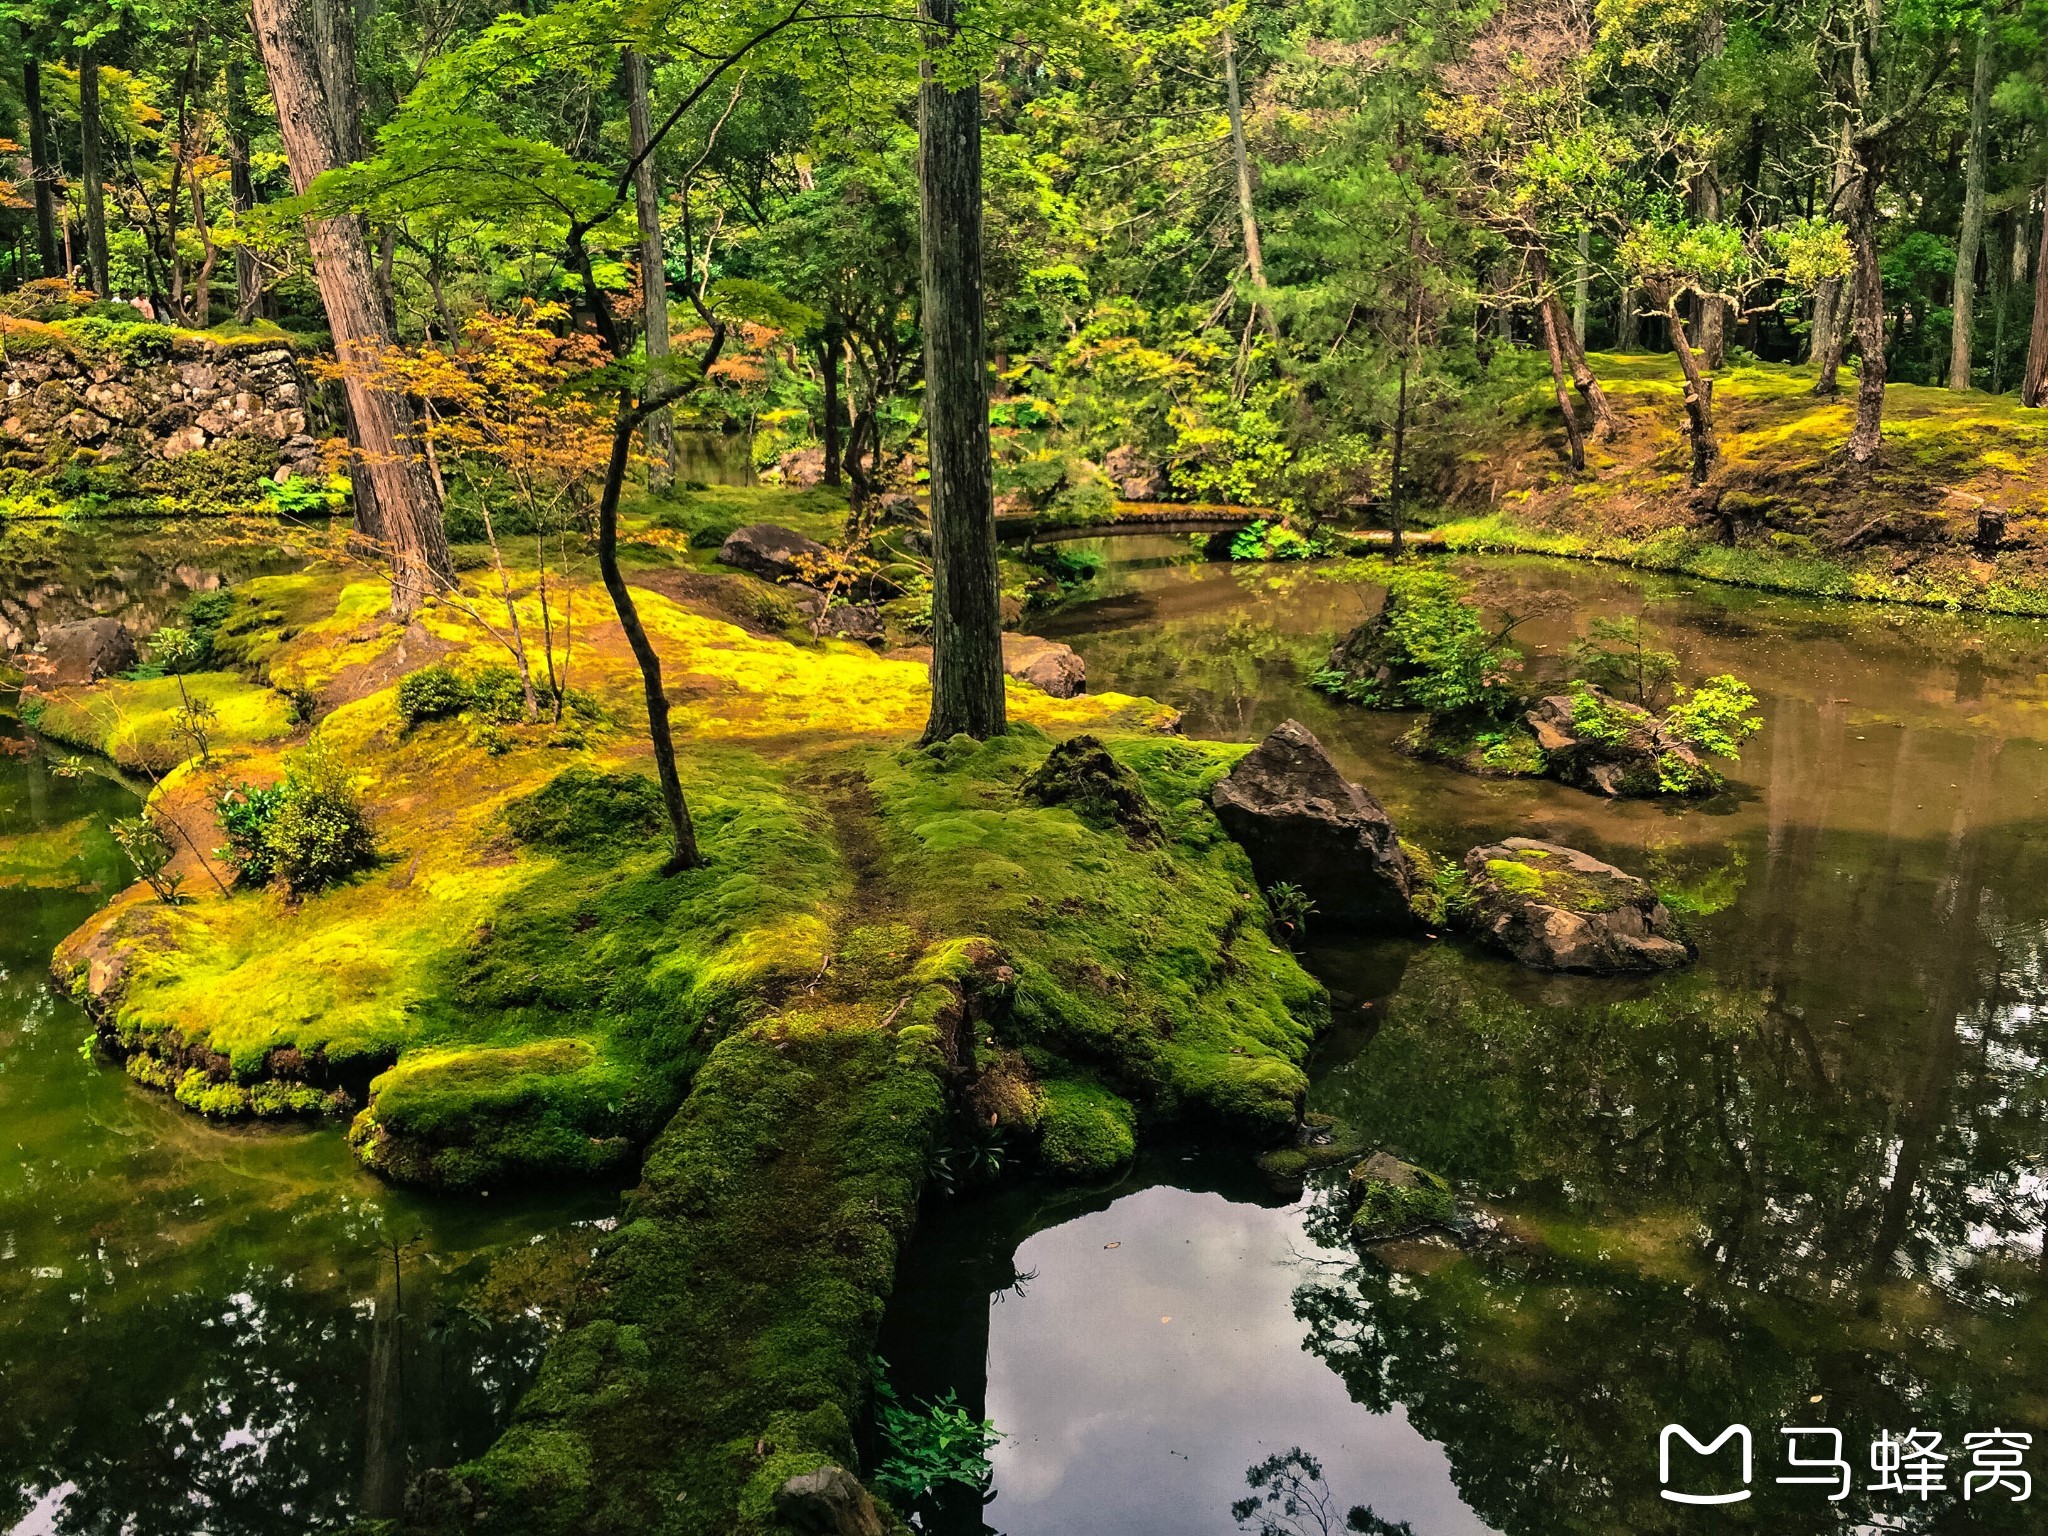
(1433, 353, 2048, 614)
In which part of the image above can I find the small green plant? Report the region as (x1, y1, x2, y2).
(171, 685, 218, 764)
(1569, 615, 1680, 706)
(870, 1362, 1000, 1511)
(1662, 674, 1764, 760)
(111, 813, 183, 904)
(1265, 881, 1317, 945)
(264, 740, 377, 893)
(1229, 519, 1325, 562)
(396, 664, 472, 727)
(262, 474, 344, 515)
(1564, 680, 1634, 749)
(213, 781, 286, 887)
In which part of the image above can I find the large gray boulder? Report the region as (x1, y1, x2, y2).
(1210, 719, 1416, 928)
(716, 522, 827, 582)
(1002, 633, 1086, 697)
(1463, 837, 1690, 973)
(32, 617, 137, 685)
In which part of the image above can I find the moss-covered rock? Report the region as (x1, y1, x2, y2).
(1018, 732, 1162, 842)
(1037, 1077, 1137, 1176)
(1463, 838, 1691, 973)
(1347, 1151, 1455, 1240)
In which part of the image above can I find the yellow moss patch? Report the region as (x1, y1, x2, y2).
(31, 673, 296, 773)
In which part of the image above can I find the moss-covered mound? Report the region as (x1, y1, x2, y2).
(49, 547, 1333, 1532)
(412, 1006, 950, 1536)
(1347, 1151, 1455, 1240)
(1431, 353, 2048, 616)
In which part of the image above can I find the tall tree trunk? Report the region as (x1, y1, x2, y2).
(820, 325, 843, 486)
(1537, 295, 1587, 471)
(225, 55, 263, 320)
(1617, 280, 1640, 351)
(624, 49, 675, 491)
(1572, 226, 1590, 345)
(78, 46, 110, 297)
(1222, 28, 1277, 341)
(1949, 21, 1995, 392)
(918, 0, 1005, 744)
(1533, 248, 1614, 438)
(1696, 172, 1728, 369)
(2025, 171, 2048, 407)
(253, 0, 451, 614)
(23, 58, 60, 277)
(1387, 345, 1410, 558)
(1845, 158, 1889, 461)
(1662, 302, 1719, 484)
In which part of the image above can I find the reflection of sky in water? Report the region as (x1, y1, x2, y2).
(983, 1183, 1496, 1536)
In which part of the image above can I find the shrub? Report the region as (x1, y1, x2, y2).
(1315, 563, 1517, 714)
(265, 741, 377, 893)
(467, 665, 529, 722)
(1663, 674, 1764, 760)
(213, 781, 286, 886)
(396, 664, 471, 726)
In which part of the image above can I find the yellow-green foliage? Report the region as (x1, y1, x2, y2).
(1038, 1077, 1137, 1176)
(30, 672, 296, 772)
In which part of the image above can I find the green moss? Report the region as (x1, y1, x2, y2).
(505, 767, 666, 850)
(425, 1011, 948, 1535)
(1348, 1155, 1455, 1240)
(30, 672, 296, 772)
(1037, 1077, 1137, 1176)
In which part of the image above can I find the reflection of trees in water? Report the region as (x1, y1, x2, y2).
(0, 1255, 550, 1535)
(1297, 772, 2048, 1534)
(1230, 1448, 1415, 1536)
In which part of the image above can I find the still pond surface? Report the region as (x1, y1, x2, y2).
(881, 541, 2048, 1536)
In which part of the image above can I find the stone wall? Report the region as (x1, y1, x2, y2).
(1, 333, 325, 482)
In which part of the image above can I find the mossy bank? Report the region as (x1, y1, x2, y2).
(45, 530, 1325, 1531)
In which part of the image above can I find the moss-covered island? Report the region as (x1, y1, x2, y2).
(39, 519, 1326, 1533)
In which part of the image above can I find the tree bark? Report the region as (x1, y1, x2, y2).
(253, 0, 451, 614)
(1572, 226, 1590, 345)
(2025, 171, 2048, 407)
(1949, 21, 1995, 391)
(917, 0, 1006, 744)
(1537, 295, 1586, 471)
(1617, 281, 1640, 351)
(1845, 158, 1888, 462)
(23, 58, 61, 278)
(1812, 122, 1855, 389)
(1696, 172, 1728, 368)
(1661, 302, 1719, 484)
(1222, 28, 1277, 340)
(624, 49, 675, 490)
(820, 325, 843, 486)
(225, 55, 263, 320)
(1532, 248, 1614, 438)
(78, 46, 110, 296)
(597, 393, 702, 871)
(1387, 348, 1410, 557)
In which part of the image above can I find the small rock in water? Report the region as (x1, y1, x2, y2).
(1463, 837, 1691, 974)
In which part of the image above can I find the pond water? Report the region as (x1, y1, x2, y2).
(881, 542, 2048, 1535)
(0, 707, 613, 1534)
